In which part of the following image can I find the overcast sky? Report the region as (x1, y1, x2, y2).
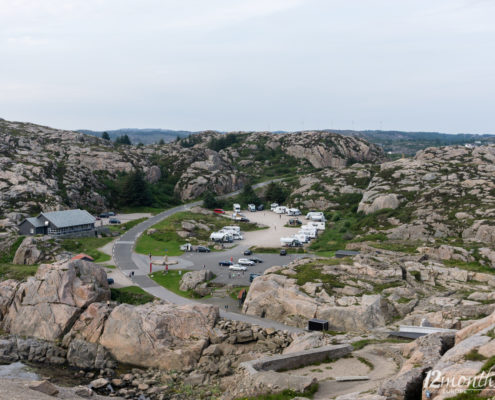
(1, 0, 494, 133)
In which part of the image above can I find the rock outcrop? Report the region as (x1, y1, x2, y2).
(99, 302, 218, 370)
(2, 260, 109, 341)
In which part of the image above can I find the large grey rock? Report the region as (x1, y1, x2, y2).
(12, 237, 43, 265)
(179, 270, 213, 291)
(2, 260, 110, 341)
(98, 302, 218, 370)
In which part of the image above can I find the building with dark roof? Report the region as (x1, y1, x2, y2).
(19, 209, 96, 237)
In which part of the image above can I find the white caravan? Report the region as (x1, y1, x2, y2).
(274, 206, 287, 214)
(221, 225, 241, 233)
(233, 203, 241, 213)
(210, 232, 233, 242)
(248, 204, 256, 212)
(308, 221, 326, 231)
(293, 233, 310, 243)
(270, 203, 279, 211)
(280, 237, 301, 247)
(287, 208, 302, 216)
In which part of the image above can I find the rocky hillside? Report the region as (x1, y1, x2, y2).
(243, 246, 495, 332)
(0, 118, 384, 221)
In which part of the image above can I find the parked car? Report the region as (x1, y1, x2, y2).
(248, 204, 256, 212)
(213, 208, 225, 214)
(238, 258, 255, 266)
(257, 204, 264, 211)
(107, 278, 115, 285)
(99, 212, 109, 218)
(229, 264, 247, 271)
(243, 249, 252, 256)
(109, 218, 121, 224)
(196, 246, 211, 253)
(288, 218, 302, 226)
(249, 273, 261, 282)
(219, 260, 233, 266)
(240, 217, 250, 223)
(108, 211, 115, 216)
(280, 249, 287, 256)
(249, 257, 263, 263)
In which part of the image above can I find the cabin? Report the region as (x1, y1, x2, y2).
(19, 209, 96, 237)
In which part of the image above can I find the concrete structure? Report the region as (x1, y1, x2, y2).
(240, 344, 352, 374)
(19, 209, 95, 237)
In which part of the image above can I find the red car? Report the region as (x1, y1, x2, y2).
(214, 208, 225, 214)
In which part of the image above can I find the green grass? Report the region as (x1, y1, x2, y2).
(235, 383, 318, 400)
(464, 349, 487, 362)
(357, 356, 375, 370)
(250, 246, 306, 254)
(136, 211, 262, 256)
(60, 237, 114, 263)
(149, 270, 215, 299)
(287, 262, 345, 295)
(443, 259, 495, 275)
(119, 206, 164, 215)
(351, 338, 410, 350)
(229, 286, 249, 300)
(108, 217, 148, 233)
(110, 286, 155, 305)
(0, 236, 25, 263)
(314, 251, 335, 258)
(0, 263, 38, 281)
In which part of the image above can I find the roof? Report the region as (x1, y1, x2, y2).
(40, 209, 95, 228)
(23, 217, 44, 228)
(71, 253, 95, 261)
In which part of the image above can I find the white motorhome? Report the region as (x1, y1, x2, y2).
(294, 233, 310, 243)
(280, 237, 301, 247)
(233, 203, 241, 213)
(306, 211, 325, 222)
(232, 232, 244, 240)
(287, 208, 301, 216)
(248, 204, 256, 212)
(221, 226, 241, 233)
(300, 226, 318, 238)
(210, 232, 233, 243)
(308, 221, 326, 231)
(270, 203, 279, 211)
(274, 206, 287, 214)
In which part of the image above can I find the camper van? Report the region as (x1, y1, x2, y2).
(221, 225, 241, 233)
(248, 204, 256, 212)
(308, 221, 325, 231)
(294, 233, 310, 243)
(274, 206, 287, 214)
(287, 208, 302, 216)
(306, 211, 325, 222)
(280, 237, 301, 247)
(300, 226, 318, 239)
(270, 203, 279, 211)
(233, 203, 241, 213)
(209, 232, 233, 243)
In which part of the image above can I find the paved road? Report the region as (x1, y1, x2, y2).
(112, 180, 304, 333)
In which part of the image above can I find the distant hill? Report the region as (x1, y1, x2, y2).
(329, 129, 495, 155)
(78, 128, 196, 144)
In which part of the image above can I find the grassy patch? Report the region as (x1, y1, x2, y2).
(110, 286, 155, 305)
(0, 263, 38, 281)
(464, 349, 487, 362)
(289, 262, 345, 294)
(60, 237, 113, 263)
(357, 356, 375, 370)
(108, 217, 148, 233)
(250, 246, 306, 254)
(314, 251, 335, 258)
(443, 259, 495, 275)
(235, 383, 318, 400)
(0, 236, 25, 263)
(229, 286, 249, 300)
(149, 269, 215, 299)
(136, 211, 261, 257)
(351, 338, 410, 350)
(119, 206, 164, 215)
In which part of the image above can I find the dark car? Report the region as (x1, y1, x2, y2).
(249, 257, 263, 263)
(240, 217, 250, 222)
(99, 212, 109, 218)
(107, 278, 115, 285)
(109, 218, 121, 224)
(108, 211, 115, 216)
(243, 249, 252, 256)
(249, 273, 261, 282)
(219, 260, 233, 266)
(288, 218, 302, 226)
(197, 246, 211, 253)
(257, 204, 264, 211)
(280, 249, 287, 256)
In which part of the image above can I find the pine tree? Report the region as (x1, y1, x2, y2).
(101, 131, 110, 140)
(120, 170, 152, 206)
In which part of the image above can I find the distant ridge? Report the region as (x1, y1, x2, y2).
(78, 128, 197, 144)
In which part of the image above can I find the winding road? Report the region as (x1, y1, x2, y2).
(112, 181, 303, 333)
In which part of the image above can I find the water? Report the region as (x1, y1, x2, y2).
(0, 361, 90, 386)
